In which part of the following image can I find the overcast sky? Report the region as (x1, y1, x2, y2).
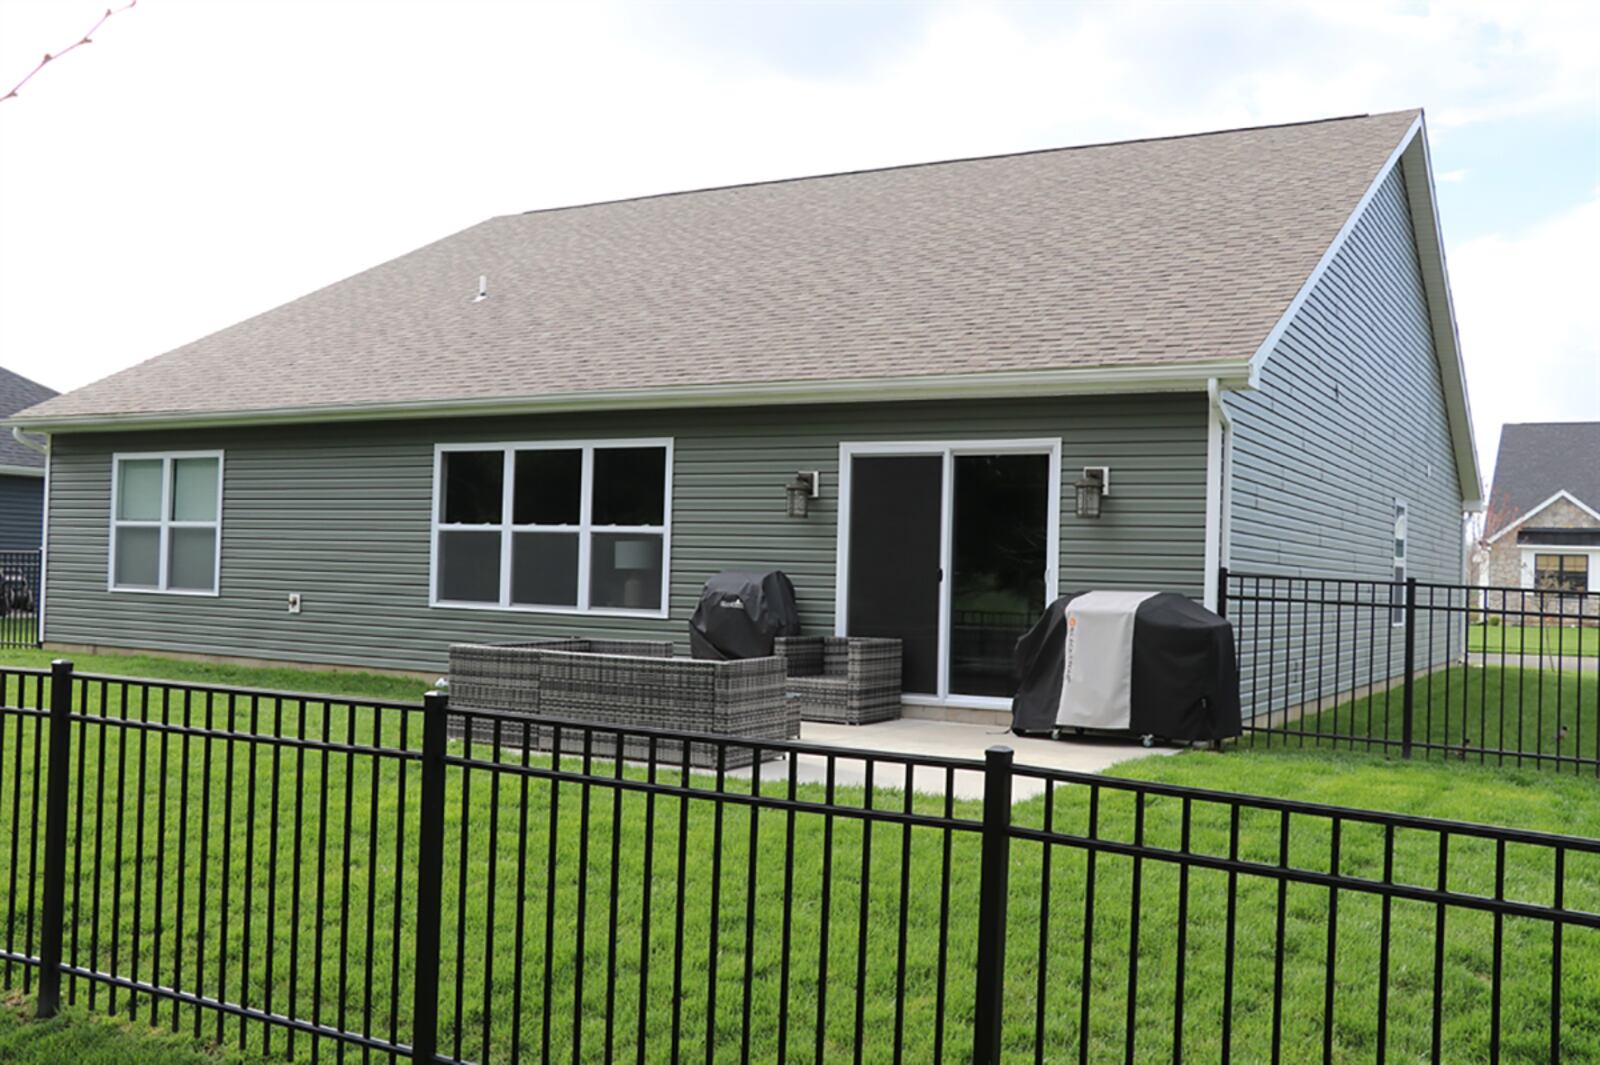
(1, 0, 1596, 476)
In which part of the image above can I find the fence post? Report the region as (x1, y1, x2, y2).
(36, 659, 73, 1019)
(410, 690, 449, 1064)
(1216, 566, 1229, 619)
(1401, 578, 1417, 760)
(972, 745, 1014, 1065)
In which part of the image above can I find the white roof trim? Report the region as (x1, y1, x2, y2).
(1485, 489, 1600, 543)
(3, 359, 1248, 434)
(0, 463, 45, 478)
(1245, 111, 1484, 512)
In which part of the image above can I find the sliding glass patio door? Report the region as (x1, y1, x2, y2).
(840, 441, 1059, 704)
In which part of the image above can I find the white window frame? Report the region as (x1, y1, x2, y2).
(1521, 548, 1600, 593)
(1390, 498, 1407, 626)
(429, 438, 674, 619)
(108, 450, 225, 597)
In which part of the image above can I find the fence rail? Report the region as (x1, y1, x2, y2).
(0, 549, 41, 649)
(2, 662, 1598, 1062)
(1221, 568, 1599, 775)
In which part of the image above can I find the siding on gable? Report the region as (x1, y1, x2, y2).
(0, 475, 44, 551)
(43, 394, 1209, 674)
(1224, 165, 1467, 716)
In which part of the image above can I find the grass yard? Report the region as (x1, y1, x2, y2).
(1, 651, 1597, 1063)
(1256, 663, 1599, 768)
(0, 998, 256, 1065)
(1468, 622, 1598, 658)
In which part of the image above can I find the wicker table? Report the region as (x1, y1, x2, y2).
(447, 638, 795, 767)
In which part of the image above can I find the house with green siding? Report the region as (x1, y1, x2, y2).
(5, 110, 1481, 715)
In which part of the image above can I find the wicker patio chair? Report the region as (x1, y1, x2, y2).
(774, 636, 903, 725)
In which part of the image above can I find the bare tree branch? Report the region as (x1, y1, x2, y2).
(2, 1, 139, 104)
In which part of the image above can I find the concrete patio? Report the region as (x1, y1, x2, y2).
(728, 717, 1182, 803)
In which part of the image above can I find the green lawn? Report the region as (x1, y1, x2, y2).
(1468, 622, 1597, 657)
(1, 652, 1597, 1063)
(1251, 663, 1599, 768)
(0, 1000, 255, 1065)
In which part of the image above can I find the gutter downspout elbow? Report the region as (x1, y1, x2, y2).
(11, 425, 48, 455)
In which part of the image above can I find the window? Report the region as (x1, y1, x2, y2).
(110, 452, 223, 594)
(1390, 500, 1407, 625)
(432, 440, 671, 615)
(1535, 554, 1588, 594)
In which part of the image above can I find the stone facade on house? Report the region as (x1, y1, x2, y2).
(1479, 495, 1600, 622)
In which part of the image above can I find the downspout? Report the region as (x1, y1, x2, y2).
(1202, 379, 1234, 610)
(11, 426, 47, 455)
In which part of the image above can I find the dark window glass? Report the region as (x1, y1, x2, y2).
(950, 454, 1050, 697)
(514, 449, 582, 525)
(589, 533, 664, 611)
(442, 452, 504, 524)
(1535, 554, 1588, 594)
(437, 530, 501, 602)
(114, 527, 161, 587)
(511, 532, 580, 606)
(592, 447, 666, 526)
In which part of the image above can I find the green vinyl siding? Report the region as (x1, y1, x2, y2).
(1224, 165, 1467, 716)
(43, 394, 1208, 673)
(0, 475, 44, 550)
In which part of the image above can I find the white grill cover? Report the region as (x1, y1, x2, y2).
(1056, 590, 1158, 728)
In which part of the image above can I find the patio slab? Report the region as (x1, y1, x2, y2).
(728, 717, 1180, 803)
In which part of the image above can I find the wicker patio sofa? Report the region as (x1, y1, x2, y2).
(774, 636, 903, 725)
(446, 638, 794, 767)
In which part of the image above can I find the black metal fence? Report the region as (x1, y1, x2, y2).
(0, 549, 42, 649)
(1222, 568, 1599, 774)
(2, 662, 1598, 1062)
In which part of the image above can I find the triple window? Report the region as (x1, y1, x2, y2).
(432, 440, 672, 615)
(110, 452, 224, 595)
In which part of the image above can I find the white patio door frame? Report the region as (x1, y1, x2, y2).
(834, 438, 1061, 709)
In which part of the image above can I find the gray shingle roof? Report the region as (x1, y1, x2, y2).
(13, 110, 1420, 427)
(1484, 422, 1600, 538)
(0, 367, 57, 469)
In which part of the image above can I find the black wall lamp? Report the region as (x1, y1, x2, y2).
(786, 470, 821, 518)
(1075, 466, 1110, 519)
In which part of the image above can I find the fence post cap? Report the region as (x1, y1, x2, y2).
(984, 745, 1014, 762)
(49, 658, 72, 671)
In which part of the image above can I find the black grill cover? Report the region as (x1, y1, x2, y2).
(688, 570, 801, 660)
(1011, 592, 1241, 740)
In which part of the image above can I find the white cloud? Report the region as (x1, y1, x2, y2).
(1449, 196, 1600, 472)
(0, 0, 1595, 414)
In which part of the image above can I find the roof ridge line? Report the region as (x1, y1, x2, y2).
(512, 110, 1407, 219)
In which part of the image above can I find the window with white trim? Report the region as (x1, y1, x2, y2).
(1390, 499, 1407, 625)
(110, 452, 223, 594)
(1534, 554, 1588, 594)
(432, 441, 671, 615)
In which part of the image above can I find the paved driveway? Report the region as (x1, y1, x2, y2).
(1468, 651, 1598, 674)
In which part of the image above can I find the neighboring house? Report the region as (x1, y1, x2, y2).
(0, 367, 58, 550)
(6, 110, 1481, 714)
(1478, 422, 1600, 618)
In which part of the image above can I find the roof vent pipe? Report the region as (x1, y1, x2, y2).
(472, 275, 488, 302)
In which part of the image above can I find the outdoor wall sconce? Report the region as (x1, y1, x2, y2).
(786, 470, 821, 518)
(1075, 466, 1111, 519)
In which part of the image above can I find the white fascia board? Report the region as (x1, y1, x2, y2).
(3, 360, 1248, 434)
(0, 463, 45, 478)
(1244, 111, 1484, 513)
(1245, 114, 1421, 390)
(1485, 490, 1600, 544)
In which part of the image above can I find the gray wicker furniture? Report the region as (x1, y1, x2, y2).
(447, 638, 794, 767)
(774, 636, 903, 725)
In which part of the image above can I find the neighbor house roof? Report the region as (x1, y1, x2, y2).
(5, 108, 1480, 503)
(1483, 422, 1600, 540)
(0, 367, 57, 474)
